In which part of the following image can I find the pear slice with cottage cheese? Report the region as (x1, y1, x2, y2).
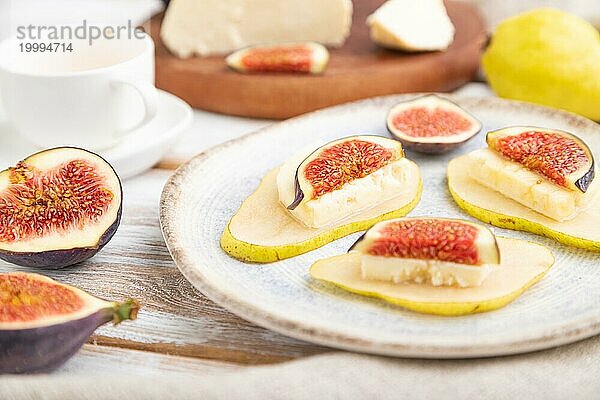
(310, 218, 554, 316)
(367, 0, 455, 52)
(221, 136, 422, 262)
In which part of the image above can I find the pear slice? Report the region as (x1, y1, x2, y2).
(447, 155, 600, 250)
(221, 165, 422, 263)
(310, 237, 554, 316)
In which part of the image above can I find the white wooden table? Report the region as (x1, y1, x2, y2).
(2, 84, 598, 381)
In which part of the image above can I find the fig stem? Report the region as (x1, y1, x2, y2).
(110, 299, 140, 324)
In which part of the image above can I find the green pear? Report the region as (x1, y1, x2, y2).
(483, 8, 600, 121)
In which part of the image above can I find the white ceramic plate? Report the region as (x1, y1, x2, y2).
(0, 89, 192, 179)
(160, 95, 600, 358)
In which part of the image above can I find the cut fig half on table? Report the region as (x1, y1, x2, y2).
(387, 94, 482, 154)
(226, 42, 330, 74)
(310, 217, 554, 316)
(0, 272, 139, 374)
(448, 126, 600, 250)
(221, 135, 422, 262)
(0, 147, 122, 268)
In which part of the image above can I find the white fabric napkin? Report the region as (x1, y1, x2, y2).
(1, 334, 598, 400)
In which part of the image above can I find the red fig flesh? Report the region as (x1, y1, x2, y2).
(387, 95, 482, 154)
(226, 42, 329, 74)
(0, 147, 122, 268)
(0, 272, 139, 374)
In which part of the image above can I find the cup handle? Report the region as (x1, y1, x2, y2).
(110, 78, 158, 136)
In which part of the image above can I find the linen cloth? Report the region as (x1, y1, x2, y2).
(0, 334, 598, 400)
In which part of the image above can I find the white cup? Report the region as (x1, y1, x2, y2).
(0, 30, 158, 150)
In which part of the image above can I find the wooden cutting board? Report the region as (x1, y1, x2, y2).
(147, 0, 486, 119)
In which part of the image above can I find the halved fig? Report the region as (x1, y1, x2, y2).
(386, 95, 482, 153)
(0, 147, 122, 268)
(0, 272, 139, 373)
(282, 135, 404, 218)
(226, 42, 329, 74)
(486, 127, 595, 193)
(221, 136, 422, 262)
(448, 152, 600, 250)
(311, 224, 554, 316)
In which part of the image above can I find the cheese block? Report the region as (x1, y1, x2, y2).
(160, 0, 354, 58)
(367, 0, 455, 51)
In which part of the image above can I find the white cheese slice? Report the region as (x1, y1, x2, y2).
(160, 0, 353, 58)
(367, 0, 455, 51)
(360, 255, 493, 288)
(468, 148, 599, 222)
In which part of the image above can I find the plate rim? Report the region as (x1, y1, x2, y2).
(160, 93, 600, 358)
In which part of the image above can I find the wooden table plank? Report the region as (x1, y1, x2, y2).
(58, 344, 242, 376)
(0, 168, 331, 365)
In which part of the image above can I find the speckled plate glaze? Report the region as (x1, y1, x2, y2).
(160, 94, 600, 358)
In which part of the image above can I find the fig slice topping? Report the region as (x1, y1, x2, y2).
(0, 272, 139, 373)
(387, 95, 482, 154)
(486, 127, 595, 192)
(0, 147, 122, 268)
(226, 42, 330, 74)
(287, 135, 404, 210)
(350, 217, 500, 266)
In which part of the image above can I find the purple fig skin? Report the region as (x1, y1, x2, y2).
(575, 162, 595, 192)
(287, 173, 305, 210)
(388, 137, 477, 155)
(0, 205, 122, 269)
(0, 311, 109, 374)
(0, 300, 138, 374)
(348, 232, 367, 252)
(0, 147, 123, 269)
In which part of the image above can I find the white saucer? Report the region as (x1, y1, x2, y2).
(0, 89, 192, 179)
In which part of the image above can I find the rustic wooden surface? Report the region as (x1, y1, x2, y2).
(56, 345, 243, 376)
(0, 83, 497, 374)
(148, 0, 487, 119)
(0, 168, 332, 370)
(0, 82, 597, 376)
